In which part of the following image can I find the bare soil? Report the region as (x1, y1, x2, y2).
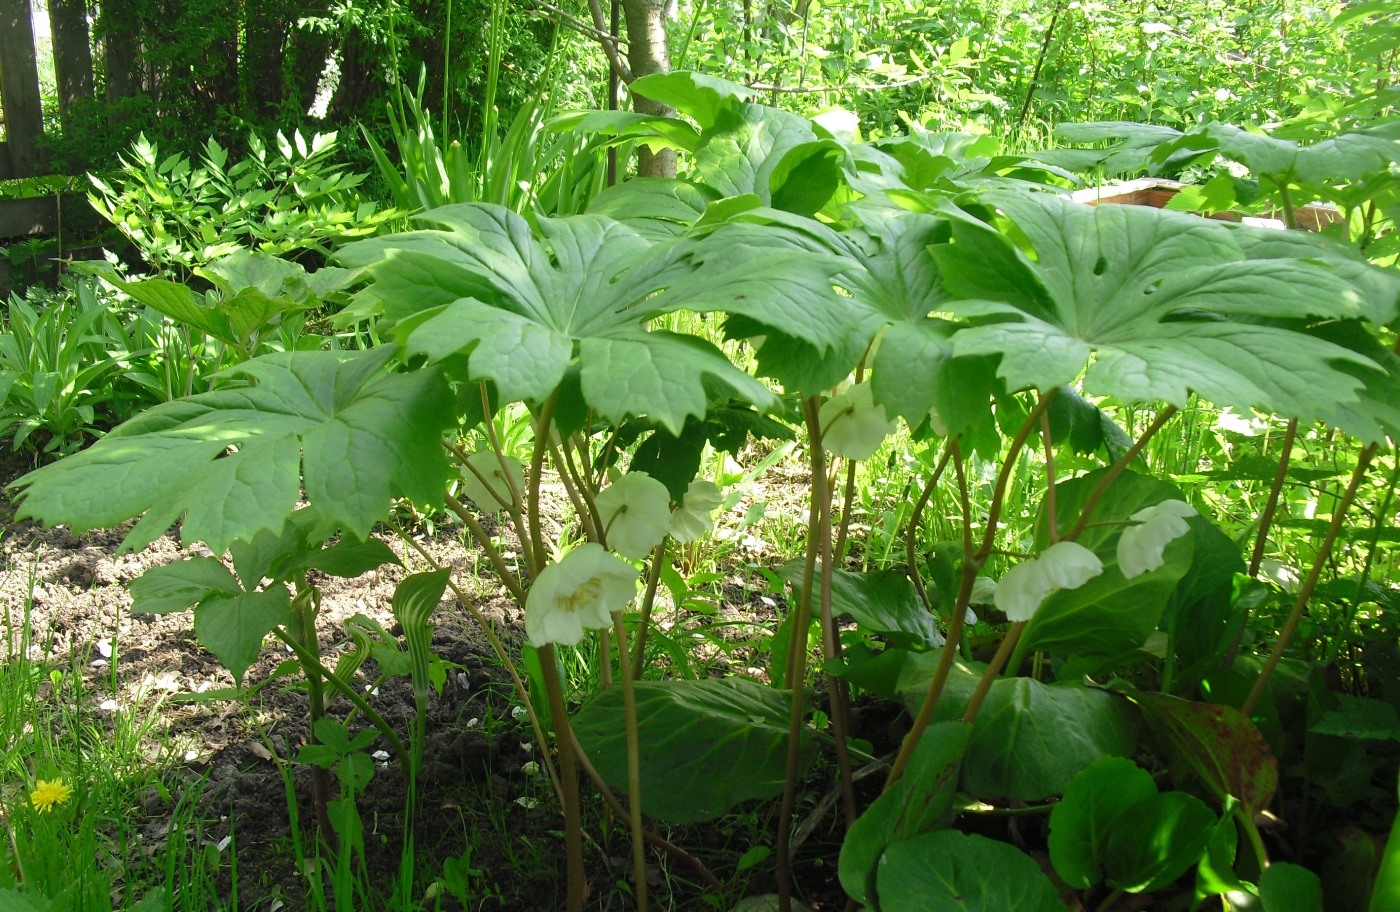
(0, 450, 852, 911)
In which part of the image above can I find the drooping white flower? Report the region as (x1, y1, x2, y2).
(669, 479, 724, 544)
(927, 404, 949, 438)
(969, 576, 998, 605)
(596, 472, 672, 559)
(995, 541, 1104, 623)
(1118, 499, 1196, 579)
(819, 381, 897, 460)
(524, 544, 639, 646)
(459, 451, 524, 512)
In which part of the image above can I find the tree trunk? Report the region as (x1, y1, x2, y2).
(620, 0, 675, 178)
(48, 0, 95, 120)
(101, 1, 141, 123)
(0, 0, 45, 177)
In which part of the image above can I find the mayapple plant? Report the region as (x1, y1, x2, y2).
(10, 70, 1400, 912)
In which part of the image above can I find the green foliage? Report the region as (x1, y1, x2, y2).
(12, 346, 455, 552)
(0, 281, 142, 456)
(875, 829, 1067, 912)
(572, 677, 813, 824)
(88, 131, 399, 276)
(5, 62, 1399, 911)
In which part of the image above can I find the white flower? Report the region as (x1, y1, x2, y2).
(969, 576, 998, 605)
(819, 381, 897, 460)
(927, 404, 949, 437)
(995, 541, 1104, 623)
(596, 472, 672, 559)
(669, 479, 724, 543)
(459, 451, 524, 512)
(1118, 500, 1196, 579)
(525, 544, 638, 646)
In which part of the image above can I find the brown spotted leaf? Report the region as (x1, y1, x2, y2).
(1131, 691, 1278, 817)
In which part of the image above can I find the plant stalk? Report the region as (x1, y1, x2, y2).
(613, 611, 648, 912)
(1242, 443, 1377, 716)
(887, 392, 1056, 787)
(539, 644, 587, 912)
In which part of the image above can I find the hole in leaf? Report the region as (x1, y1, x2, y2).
(1092, 256, 1109, 276)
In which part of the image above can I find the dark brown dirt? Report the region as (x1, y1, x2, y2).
(0, 448, 852, 912)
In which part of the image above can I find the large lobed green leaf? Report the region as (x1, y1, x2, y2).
(936, 189, 1389, 438)
(341, 204, 845, 432)
(10, 346, 454, 553)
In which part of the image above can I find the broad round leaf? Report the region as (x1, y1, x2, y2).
(572, 678, 813, 824)
(1049, 756, 1160, 889)
(1104, 791, 1217, 893)
(876, 830, 1067, 912)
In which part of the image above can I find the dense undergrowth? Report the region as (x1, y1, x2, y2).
(2, 2, 1399, 911)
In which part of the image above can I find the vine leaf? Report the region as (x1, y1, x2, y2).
(936, 189, 1383, 435)
(11, 346, 454, 553)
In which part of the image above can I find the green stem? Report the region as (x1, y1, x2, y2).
(1248, 419, 1299, 578)
(887, 391, 1056, 788)
(777, 396, 827, 912)
(613, 612, 648, 912)
(395, 531, 563, 807)
(443, 492, 528, 604)
(1235, 804, 1270, 872)
(528, 393, 560, 574)
(1093, 888, 1126, 912)
(1040, 407, 1059, 542)
(904, 440, 955, 615)
(292, 583, 335, 846)
(1224, 418, 1300, 670)
(806, 397, 858, 828)
(1065, 405, 1178, 541)
(963, 623, 1025, 724)
(270, 626, 406, 761)
(539, 644, 587, 912)
(1243, 443, 1377, 716)
(631, 539, 668, 680)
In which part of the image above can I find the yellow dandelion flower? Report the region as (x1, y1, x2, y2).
(29, 778, 73, 813)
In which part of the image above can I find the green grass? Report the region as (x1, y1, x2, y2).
(0, 554, 227, 911)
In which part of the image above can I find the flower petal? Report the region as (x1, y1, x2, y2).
(1118, 499, 1196, 579)
(459, 451, 524, 512)
(597, 472, 673, 559)
(669, 479, 724, 543)
(995, 541, 1103, 622)
(525, 544, 639, 646)
(819, 381, 897, 460)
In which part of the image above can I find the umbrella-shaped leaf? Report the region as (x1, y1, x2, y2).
(11, 346, 454, 553)
(347, 205, 818, 431)
(937, 189, 1381, 435)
